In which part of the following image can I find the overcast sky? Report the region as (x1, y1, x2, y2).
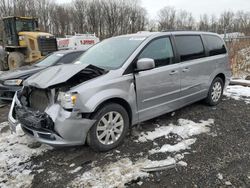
(58, 0, 250, 20)
(142, 0, 250, 20)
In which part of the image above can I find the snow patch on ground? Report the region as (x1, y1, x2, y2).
(0, 123, 51, 188)
(70, 158, 149, 188)
(137, 119, 214, 142)
(70, 156, 186, 188)
(224, 85, 250, 103)
(71, 119, 214, 188)
(217, 173, 223, 180)
(149, 138, 197, 154)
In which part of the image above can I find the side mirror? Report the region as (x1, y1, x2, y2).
(136, 58, 155, 72)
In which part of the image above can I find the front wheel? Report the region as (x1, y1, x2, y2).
(205, 77, 224, 106)
(87, 103, 130, 152)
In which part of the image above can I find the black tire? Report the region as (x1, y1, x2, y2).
(87, 103, 130, 152)
(8, 52, 25, 70)
(205, 77, 224, 106)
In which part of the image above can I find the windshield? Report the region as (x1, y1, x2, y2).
(35, 53, 64, 67)
(16, 20, 36, 32)
(76, 36, 146, 69)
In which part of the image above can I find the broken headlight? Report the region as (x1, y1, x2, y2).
(4, 79, 23, 86)
(57, 92, 77, 109)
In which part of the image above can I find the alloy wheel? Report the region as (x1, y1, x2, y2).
(211, 81, 222, 102)
(96, 111, 124, 145)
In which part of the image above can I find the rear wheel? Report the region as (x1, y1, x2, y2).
(205, 77, 224, 106)
(87, 103, 129, 152)
(8, 52, 25, 70)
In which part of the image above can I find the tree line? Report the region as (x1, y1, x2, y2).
(157, 6, 250, 35)
(0, 0, 250, 40)
(0, 0, 147, 39)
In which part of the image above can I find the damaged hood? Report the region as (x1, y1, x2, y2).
(24, 64, 105, 89)
(0, 65, 44, 81)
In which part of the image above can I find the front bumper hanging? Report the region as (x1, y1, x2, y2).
(8, 92, 96, 146)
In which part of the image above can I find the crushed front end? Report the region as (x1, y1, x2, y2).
(8, 64, 107, 146)
(8, 85, 96, 146)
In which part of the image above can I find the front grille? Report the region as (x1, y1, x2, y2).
(29, 89, 50, 112)
(38, 36, 58, 56)
(15, 106, 54, 131)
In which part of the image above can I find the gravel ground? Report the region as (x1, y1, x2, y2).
(0, 95, 249, 188)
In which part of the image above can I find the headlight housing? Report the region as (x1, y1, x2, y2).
(57, 92, 78, 109)
(4, 79, 23, 86)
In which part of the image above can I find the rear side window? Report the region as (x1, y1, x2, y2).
(204, 35, 227, 56)
(175, 35, 205, 62)
(138, 37, 174, 67)
(57, 52, 83, 64)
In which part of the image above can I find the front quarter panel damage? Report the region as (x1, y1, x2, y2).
(72, 74, 138, 124)
(45, 104, 96, 145)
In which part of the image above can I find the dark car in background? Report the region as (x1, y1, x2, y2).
(0, 45, 7, 71)
(0, 50, 85, 101)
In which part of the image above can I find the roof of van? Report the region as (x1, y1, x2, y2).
(117, 31, 220, 39)
(165, 30, 220, 35)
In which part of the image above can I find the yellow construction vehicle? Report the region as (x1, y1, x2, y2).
(1, 16, 58, 70)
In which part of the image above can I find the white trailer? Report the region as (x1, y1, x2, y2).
(57, 33, 100, 50)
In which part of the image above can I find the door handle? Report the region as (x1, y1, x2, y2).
(182, 68, 190, 72)
(169, 70, 178, 75)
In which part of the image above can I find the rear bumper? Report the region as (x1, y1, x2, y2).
(0, 83, 21, 101)
(8, 93, 96, 146)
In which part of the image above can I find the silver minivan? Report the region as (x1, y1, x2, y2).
(9, 31, 231, 151)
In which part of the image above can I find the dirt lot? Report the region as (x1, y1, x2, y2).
(0, 90, 250, 188)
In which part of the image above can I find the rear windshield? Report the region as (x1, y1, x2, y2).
(76, 36, 145, 70)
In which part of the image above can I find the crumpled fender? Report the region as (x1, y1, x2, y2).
(74, 81, 138, 124)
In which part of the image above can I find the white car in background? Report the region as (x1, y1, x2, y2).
(57, 33, 100, 51)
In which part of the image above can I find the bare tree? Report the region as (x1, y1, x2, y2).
(218, 11, 235, 34)
(158, 7, 195, 31)
(199, 14, 209, 31)
(72, 0, 88, 33)
(158, 6, 176, 31)
(176, 10, 195, 30)
(34, 0, 55, 32)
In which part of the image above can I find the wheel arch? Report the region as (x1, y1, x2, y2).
(92, 97, 133, 126)
(215, 73, 226, 85)
(208, 71, 226, 88)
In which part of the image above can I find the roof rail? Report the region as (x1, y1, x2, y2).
(161, 29, 199, 32)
